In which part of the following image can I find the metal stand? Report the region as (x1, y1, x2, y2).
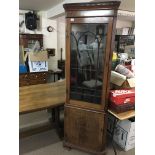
(108, 113, 119, 155)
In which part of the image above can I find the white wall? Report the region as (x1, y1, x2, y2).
(57, 16, 66, 60)
(19, 10, 58, 130)
(116, 19, 133, 28)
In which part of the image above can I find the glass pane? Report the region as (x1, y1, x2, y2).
(70, 23, 108, 104)
(28, 40, 40, 49)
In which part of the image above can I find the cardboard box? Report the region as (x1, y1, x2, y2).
(28, 51, 48, 72)
(113, 118, 135, 151)
(110, 71, 126, 86)
(109, 89, 135, 105)
(110, 71, 135, 89)
(28, 51, 48, 61)
(109, 102, 135, 113)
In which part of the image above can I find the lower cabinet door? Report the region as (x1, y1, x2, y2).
(64, 105, 107, 153)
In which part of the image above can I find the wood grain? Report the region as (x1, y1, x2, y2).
(66, 10, 114, 18)
(108, 109, 135, 120)
(64, 106, 106, 152)
(19, 80, 66, 114)
(63, 1, 120, 154)
(63, 1, 121, 11)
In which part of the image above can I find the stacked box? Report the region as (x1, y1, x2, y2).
(113, 118, 135, 151)
(28, 51, 48, 72)
(109, 89, 135, 113)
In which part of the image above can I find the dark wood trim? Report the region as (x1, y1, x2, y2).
(66, 10, 115, 18)
(66, 17, 114, 110)
(63, 1, 121, 11)
(102, 112, 108, 150)
(104, 15, 118, 112)
(65, 104, 105, 114)
(101, 20, 113, 110)
(67, 100, 103, 111)
(66, 18, 71, 104)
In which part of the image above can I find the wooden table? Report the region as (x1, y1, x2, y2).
(108, 109, 135, 121)
(19, 80, 66, 114)
(19, 80, 66, 138)
(108, 109, 135, 155)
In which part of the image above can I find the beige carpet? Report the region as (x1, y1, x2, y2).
(20, 129, 134, 155)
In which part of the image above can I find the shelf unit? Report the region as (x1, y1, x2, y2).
(63, 1, 120, 154)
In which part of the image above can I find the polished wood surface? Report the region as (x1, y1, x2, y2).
(63, 1, 120, 154)
(66, 10, 115, 18)
(65, 16, 114, 111)
(108, 109, 135, 120)
(64, 105, 106, 153)
(19, 80, 66, 114)
(63, 1, 120, 11)
(105, 17, 117, 111)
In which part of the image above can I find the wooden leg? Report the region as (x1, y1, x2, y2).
(58, 73, 60, 80)
(55, 107, 60, 128)
(48, 108, 56, 125)
(55, 106, 64, 139)
(52, 108, 56, 122)
(54, 73, 56, 82)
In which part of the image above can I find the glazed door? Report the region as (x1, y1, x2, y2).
(66, 17, 114, 110)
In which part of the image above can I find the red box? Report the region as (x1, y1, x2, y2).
(109, 89, 135, 105)
(109, 102, 135, 113)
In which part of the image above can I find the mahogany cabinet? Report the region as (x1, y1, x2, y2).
(63, 1, 120, 154)
(19, 34, 43, 48)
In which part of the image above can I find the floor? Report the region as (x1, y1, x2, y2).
(20, 129, 135, 155)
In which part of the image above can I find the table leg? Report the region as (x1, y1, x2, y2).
(55, 106, 64, 139)
(58, 73, 60, 80)
(52, 109, 56, 122)
(53, 73, 56, 82)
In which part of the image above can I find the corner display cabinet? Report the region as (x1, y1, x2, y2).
(63, 1, 120, 155)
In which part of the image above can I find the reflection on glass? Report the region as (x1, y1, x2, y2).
(70, 23, 108, 104)
(28, 40, 40, 49)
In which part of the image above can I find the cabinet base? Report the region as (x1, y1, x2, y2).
(63, 141, 107, 155)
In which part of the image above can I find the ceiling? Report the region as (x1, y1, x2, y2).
(19, 0, 135, 12)
(119, 0, 134, 11)
(19, 0, 64, 11)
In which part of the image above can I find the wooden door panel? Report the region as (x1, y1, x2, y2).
(64, 106, 106, 152)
